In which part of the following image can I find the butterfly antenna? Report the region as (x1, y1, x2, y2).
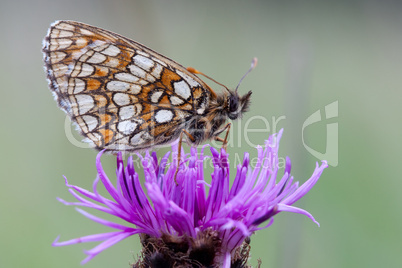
(187, 67, 231, 92)
(235, 57, 258, 93)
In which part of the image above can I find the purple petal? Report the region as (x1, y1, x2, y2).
(277, 203, 320, 226)
(81, 231, 138, 264)
(282, 161, 328, 205)
(75, 208, 135, 230)
(53, 232, 125, 247)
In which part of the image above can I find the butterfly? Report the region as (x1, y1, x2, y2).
(42, 20, 255, 160)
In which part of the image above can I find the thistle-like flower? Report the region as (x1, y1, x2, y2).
(53, 130, 328, 267)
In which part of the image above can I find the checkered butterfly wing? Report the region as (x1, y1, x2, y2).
(43, 21, 212, 152)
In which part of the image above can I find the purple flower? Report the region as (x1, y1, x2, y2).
(53, 130, 328, 266)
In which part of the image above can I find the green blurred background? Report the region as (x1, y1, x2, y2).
(1, 0, 401, 267)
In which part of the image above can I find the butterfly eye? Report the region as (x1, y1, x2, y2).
(227, 94, 240, 120)
(228, 95, 239, 113)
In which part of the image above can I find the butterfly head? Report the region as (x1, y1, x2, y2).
(227, 90, 252, 120)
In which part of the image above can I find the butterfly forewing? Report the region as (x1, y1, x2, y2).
(43, 21, 212, 152)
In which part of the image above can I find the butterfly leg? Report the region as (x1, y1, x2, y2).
(214, 122, 231, 151)
(174, 129, 196, 184)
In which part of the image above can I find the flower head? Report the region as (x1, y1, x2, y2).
(53, 130, 328, 266)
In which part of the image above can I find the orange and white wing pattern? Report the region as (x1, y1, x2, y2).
(43, 20, 213, 152)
